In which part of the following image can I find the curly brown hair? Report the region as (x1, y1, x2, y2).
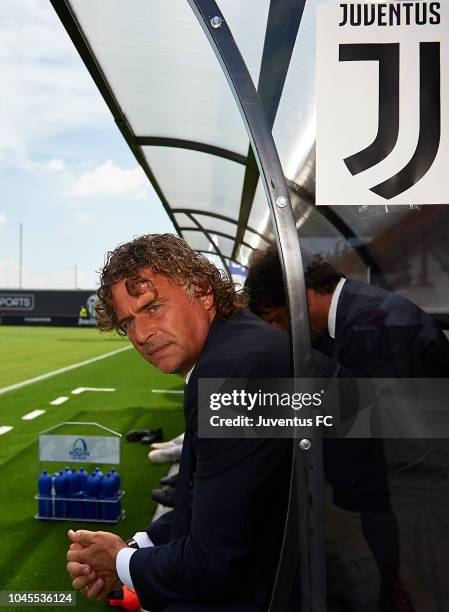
(96, 234, 247, 334)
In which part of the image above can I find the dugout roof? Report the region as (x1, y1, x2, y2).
(49, 0, 382, 273)
(50, 0, 449, 321)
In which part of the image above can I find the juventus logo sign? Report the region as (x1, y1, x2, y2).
(316, 2, 448, 205)
(340, 41, 440, 199)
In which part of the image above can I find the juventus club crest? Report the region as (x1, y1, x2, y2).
(316, 1, 448, 205)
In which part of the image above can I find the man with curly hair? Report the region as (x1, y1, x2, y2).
(66, 234, 293, 612)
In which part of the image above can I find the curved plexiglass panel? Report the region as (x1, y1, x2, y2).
(69, 0, 262, 156)
(190, 214, 239, 239)
(142, 146, 245, 219)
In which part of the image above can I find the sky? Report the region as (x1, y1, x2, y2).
(0, 0, 175, 290)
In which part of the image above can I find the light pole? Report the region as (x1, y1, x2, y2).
(19, 222, 23, 289)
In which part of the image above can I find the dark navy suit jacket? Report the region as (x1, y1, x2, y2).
(316, 280, 449, 609)
(316, 278, 449, 378)
(129, 310, 293, 611)
(316, 279, 449, 511)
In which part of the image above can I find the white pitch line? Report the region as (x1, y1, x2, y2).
(0, 345, 132, 396)
(152, 389, 184, 394)
(0, 426, 13, 436)
(22, 409, 46, 421)
(71, 387, 115, 395)
(50, 396, 69, 406)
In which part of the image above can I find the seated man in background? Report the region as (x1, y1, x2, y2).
(66, 234, 293, 612)
(245, 245, 449, 611)
(244, 245, 449, 378)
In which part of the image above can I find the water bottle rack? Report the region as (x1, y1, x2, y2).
(34, 491, 125, 524)
(35, 421, 125, 524)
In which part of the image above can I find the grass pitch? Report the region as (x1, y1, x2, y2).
(0, 326, 184, 610)
(0, 326, 128, 388)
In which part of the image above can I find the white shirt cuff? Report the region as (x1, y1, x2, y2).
(116, 533, 154, 589)
(133, 532, 154, 548)
(116, 548, 137, 588)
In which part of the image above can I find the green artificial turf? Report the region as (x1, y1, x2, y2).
(0, 326, 126, 388)
(0, 326, 185, 611)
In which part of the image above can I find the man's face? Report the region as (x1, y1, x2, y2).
(258, 305, 289, 331)
(258, 291, 326, 337)
(111, 270, 215, 376)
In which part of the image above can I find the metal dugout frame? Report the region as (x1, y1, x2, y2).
(186, 2, 324, 610)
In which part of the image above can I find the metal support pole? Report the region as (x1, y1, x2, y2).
(186, 2, 325, 611)
(19, 222, 23, 289)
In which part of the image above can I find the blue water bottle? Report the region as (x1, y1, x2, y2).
(79, 468, 88, 493)
(96, 473, 104, 519)
(63, 467, 72, 516)
(110, 469, 121, 519)
(86, 471, 99, 519)
(110, 468, 121, 492)
(53, 471, 66, 518)
(65, 468, 75, 517)
(95, 467, 104, 512)
(69, 468, 83, 519)
(38, 470, 52, 518)
(101, 473, 116, 520)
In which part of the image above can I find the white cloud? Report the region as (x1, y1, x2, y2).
(44, 158, 66, 173)
(0, 0, 108, 169)
(0, 214, 6, 224)
(69, 161, 149, 199)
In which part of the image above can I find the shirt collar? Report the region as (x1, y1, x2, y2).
(328, 277, 346, 339)
(184, 365, 195, 384)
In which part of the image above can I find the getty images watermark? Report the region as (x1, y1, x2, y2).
(198, 378, 449, 439)
(209, 387, 332, 428)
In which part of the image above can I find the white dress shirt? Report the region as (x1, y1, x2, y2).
(184, 365, 195, 384)
(328, 278, 346, 339)
(116, 531, 153, 587)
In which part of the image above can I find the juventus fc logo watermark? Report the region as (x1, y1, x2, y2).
(316, 2, 448, 206)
